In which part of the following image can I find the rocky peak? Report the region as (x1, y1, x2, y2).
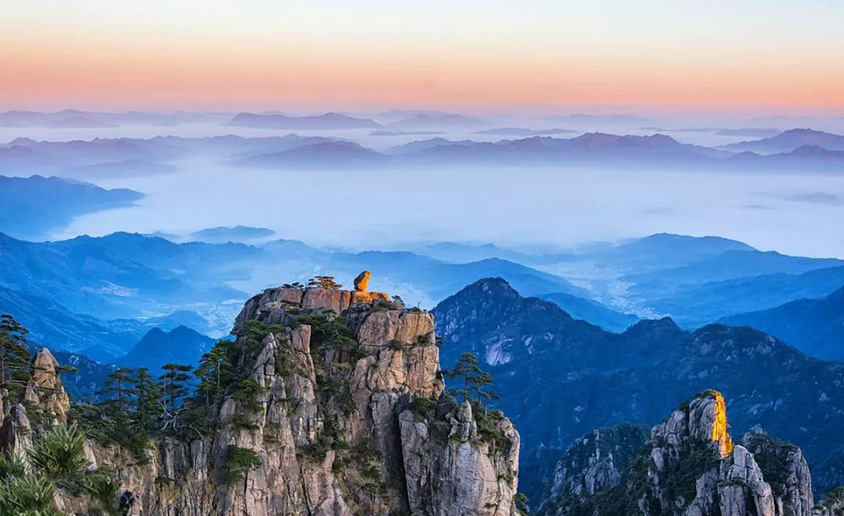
(25, 347, 71, 426)
(35, 274, 521, 516)
(539, 390, 815, 516)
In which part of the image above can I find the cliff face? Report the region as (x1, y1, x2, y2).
(539, 390, 814, 516)
(6, 284, 520, 516)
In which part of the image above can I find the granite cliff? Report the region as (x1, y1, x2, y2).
(0, 278, 521, 515)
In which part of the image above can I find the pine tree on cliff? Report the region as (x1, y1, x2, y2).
(160, 363, 193, 434)
(96, 367, 135, 424)
(133, 367, 164, 435)
(195, 340, 233, 408)
(308, 275, 342, 289)
(444, 352, 499, 408)
(0, 313, 32, 393)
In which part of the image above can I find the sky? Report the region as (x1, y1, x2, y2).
(1, 0, 843, 113)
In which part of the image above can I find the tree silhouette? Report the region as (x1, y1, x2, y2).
(308, 276, 342, 290)
(133, 367, 164, 435)
(0, 314, 32, 391)
(160, 363, 193, 434)
(443, 352, 499, 407)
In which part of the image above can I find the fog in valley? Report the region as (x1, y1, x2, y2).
(3, 114, 844, 258)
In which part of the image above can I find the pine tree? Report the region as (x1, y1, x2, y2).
(96, 368, 136, 427)
(0, 314, 32, 393)
(308, 275, 342, 290)
(443, 352, 498, 408)
(133, 368, 164, 435)
(160, 363, 193, 434)
(195, 341, 231, 408)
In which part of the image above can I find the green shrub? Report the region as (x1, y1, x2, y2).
(0, 455, 25, 480)
(221, 446, 262, 485)
(28, 425, 87, 480)
(0, 474, 56, 515)
(82, 467, 119, 511)
(409, 397, 436, 418)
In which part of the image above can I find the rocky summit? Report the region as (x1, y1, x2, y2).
(0, 280, 521, 515)
(538, 390, 816, 516)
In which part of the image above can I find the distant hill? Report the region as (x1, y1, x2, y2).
(640, 265, 844, 327)
(622, 249, 844, 292)
(725, 145, 844, 171)
(398, 133, 728, 164)
(724, 128, 844, 154)
(593, 233, 756, 271)
(227, 112, 382, 130)
(0, 232, 252, 320)
(116, 326, 215, 374)
(233, 141, 385, 169)
(720, 286, 844, 361)
(0, 284, 135, 360)
(0, 175, 143, 239)
(190, 225, 275, 243)
(386, 138, 477, 155)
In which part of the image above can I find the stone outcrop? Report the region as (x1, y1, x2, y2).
(24, 347, 71, 425)
(353, 270, 371, 292)
(18, 280, 520, 516)
(742, 429, 814, 516)
(540, 390, 815, 516)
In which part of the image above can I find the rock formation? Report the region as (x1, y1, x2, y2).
(4, 280, 521, 516)
(539, 390, 815, 516)
(354, 270, 371, 292)
(538, 423, 649, 515)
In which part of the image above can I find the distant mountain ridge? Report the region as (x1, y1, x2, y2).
(724, 128, 844, 154)
(227, 112, 382, 129)
(720, 285, 844, 361)
(0, 175, 143, 239)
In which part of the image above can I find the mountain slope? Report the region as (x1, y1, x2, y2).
(640, 265, 844, 326)
(432, 278, 844, 497)
(720, 285, 844, 361)
(0, 175, 143, 239)
(0, 232, 251, 320)
(539, 292, 639, 332)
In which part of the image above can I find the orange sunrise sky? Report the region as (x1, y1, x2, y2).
(1, 0, 843, 113)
